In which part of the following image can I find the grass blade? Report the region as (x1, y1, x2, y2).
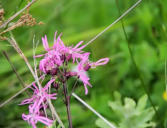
(115, 0, 159, 118)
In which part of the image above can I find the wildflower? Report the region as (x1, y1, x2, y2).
(20, 79, 56, 128)
(21, 31, 109, 128)
(22, 110, 53, 128)
(35, 32, 109, 94)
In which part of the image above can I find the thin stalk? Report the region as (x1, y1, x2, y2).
(6, 35, 36, 79)
(0, 0, 37, 29)
(72, 93, 116, 128)
(0, 75, 45, 108)
(69, 79, 78, 98)
(0, 80, 34, 108)
(33, 39, 48, 119)
(63, 82, 73, 128)
(115, 0, 159, 118)
(32, 36, 65, 128)
(84, 0, 142, 48)
(5, 35, 65, 128)
(60, 61, 73, 128)
(2, 50, 31, 97)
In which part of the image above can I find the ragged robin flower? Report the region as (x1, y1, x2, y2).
(36, 31, 109, 94)
(21, 31, 109, 128)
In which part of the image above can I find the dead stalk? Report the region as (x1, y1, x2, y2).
(0, 0, 37, 29)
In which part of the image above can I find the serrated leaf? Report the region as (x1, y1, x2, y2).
(97, 92, 156, 128)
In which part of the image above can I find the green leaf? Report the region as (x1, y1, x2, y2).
(97, 92, 156, 128)
(95, 119, 114, 128)
(136, 95, 147, 111)
(124, 97, 136, 109)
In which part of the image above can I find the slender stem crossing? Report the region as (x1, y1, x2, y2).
(0, 0, 145, 127)
(84, 0, 142, 48)
(115, 0, 159, 118)
(72, 93, 116, 128)
(0, 0, 37, 29)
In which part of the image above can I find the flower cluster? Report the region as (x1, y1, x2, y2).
(21, 31, 109, 128)
(37, 32, 109, 94)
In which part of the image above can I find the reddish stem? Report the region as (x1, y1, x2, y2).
(63, 82, 73, 128)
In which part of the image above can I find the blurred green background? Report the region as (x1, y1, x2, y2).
(0, 0, 167, 127)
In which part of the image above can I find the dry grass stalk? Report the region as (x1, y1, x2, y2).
(0, 0, 37, 29)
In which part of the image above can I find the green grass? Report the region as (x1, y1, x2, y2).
(0, 0, 167, 127)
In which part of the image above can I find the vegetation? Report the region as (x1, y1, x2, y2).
(0, 0, 167, 127)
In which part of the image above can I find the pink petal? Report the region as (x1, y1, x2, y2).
(84, 84, 88, 95)
(74, 41, 84, 49)
(43, 79, 55, 90)
(33, 54, 44, 58)
(91, 58, 109, 68)
(42, 35, 50, 51)
(73, 41, 87, 52)
(35, 116, 53, 126)
(53, 31, 58, 49)
(19, 98, 33, 105)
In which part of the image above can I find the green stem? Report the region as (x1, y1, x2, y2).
(115, 0, 159, 118)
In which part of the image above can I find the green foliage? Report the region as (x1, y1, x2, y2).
(96, 92, 156, 128)
(96, 119, 112, 128)
(0, 0, 167, 127)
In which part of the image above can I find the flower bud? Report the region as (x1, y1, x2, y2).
(50, 68, 58, 75)
(60, 54, 66, 62)
(84, 64, 91, 71)
(53, 82, 59, 90)
(66, 54, 72, 61)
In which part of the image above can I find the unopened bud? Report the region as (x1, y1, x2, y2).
(60, 54, 66, 62)
(53, 82, 59, 90)
(50, 68, 58, 75)
(66, 54, 72, 61)
(84, 64, 91, 71)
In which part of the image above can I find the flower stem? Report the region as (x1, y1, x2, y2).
(63, 82, 73, 128)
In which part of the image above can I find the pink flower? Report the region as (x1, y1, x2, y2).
(22, 112, 53, 128)
(76, 56, 92, 94)
(36, 32, 109, 94)
(21, 31, 110, 127)
(20, 79, 56, 105)
(37, 33, 68, 74)
(39, 50, 62, 74)
(20, 79, 56, 127)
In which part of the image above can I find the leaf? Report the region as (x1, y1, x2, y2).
(136, 95, 148, 111)
(97, 92, 156, 128)
(124, 97, 136, 109)
(114, 91, 121, 101)
(95, 118, 113, 128)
